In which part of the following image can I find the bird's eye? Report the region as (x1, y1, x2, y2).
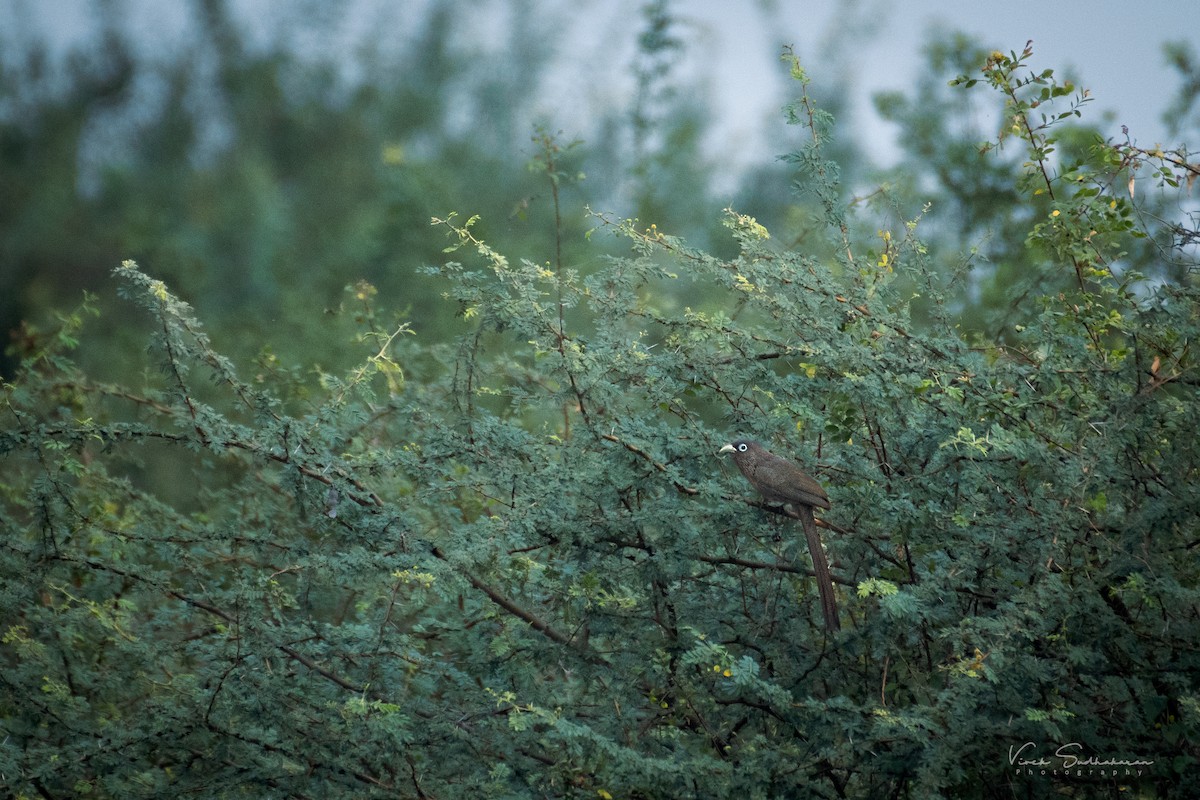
(737, 443, 747, 452)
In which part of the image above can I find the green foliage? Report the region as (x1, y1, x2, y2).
(4, 40, 1200, 800)
(0, 2, 615, 380)
(874, 35, 1198, 337)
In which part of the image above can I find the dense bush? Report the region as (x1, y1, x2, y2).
(3, 45, 1199, 799)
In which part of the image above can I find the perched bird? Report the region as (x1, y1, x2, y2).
(719, 439, 840, 632)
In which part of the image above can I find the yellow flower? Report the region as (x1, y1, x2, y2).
(382, 143, 405, 165)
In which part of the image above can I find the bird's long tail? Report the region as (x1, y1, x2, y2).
(800, 507, 840, 632)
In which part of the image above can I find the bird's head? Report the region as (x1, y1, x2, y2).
(718, 439, 759, 458)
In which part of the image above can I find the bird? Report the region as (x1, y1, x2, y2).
(719, 439, 840, 632)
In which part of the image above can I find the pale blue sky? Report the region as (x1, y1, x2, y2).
(574, 0, 1190, 178)
(681, 0, 1192, 167)
(5, 0, 1194, 180)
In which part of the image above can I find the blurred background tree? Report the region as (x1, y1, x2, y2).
(0, 0, 727, 380)
(4, 0, 1196, 379)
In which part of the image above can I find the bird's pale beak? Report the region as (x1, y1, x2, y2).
(718, 444, 735, 455)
